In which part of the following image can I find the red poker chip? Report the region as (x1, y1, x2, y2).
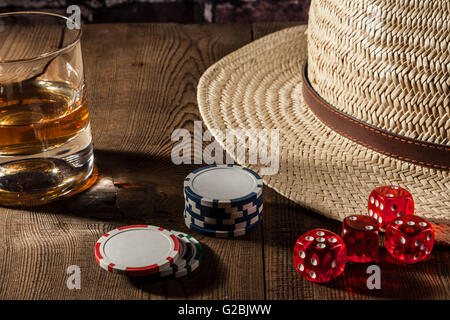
(95, 225, 180, 277)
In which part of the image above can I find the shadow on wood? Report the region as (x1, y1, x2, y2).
(319, 249, 449, 299)
(59, 149, 197, 228)
(127, 243, 219, 298)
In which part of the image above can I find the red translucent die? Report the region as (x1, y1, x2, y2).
(342, 215, 379, 263)
(368, 186, 414, 229)
(385, 215, 434, 264)
(293, 229, 346, 283)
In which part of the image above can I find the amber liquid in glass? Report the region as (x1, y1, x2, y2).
(0, 79, 94, 205)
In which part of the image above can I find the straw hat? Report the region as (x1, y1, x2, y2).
(197, 0, 450, 243)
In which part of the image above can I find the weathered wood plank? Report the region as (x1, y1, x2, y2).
(0, 23, 264, 300)
(0, 21, 447, 300)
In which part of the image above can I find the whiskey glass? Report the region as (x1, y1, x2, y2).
(0, 12, 95, 206)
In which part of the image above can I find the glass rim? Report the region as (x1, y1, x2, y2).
(0, 11, 82, 64)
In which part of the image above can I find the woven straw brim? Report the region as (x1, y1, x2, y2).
(197, 26, 450, 244)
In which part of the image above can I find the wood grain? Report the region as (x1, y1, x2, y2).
(0, 22, 448, 300)
(0, 23, 263, 300)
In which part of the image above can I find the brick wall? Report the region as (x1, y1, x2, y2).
(0, 0, 311, 23)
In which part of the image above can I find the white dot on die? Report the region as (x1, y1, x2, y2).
(391, 204, 397, 212)
(370, 196, 374, 204)
(298, 263, 304, 272)
(419, 222, 427, 227)
(328, 237, 337, 243)
(349, 216, 357, 221)
(380, 203, 384, 210)
(407, 221, 415, 226)
(395, 220, 403, 225)
(400, 237, 406, 244)
(317, 243, 326, 249)
(378, 217, 383, 224)
(374, 213, 378, 219)
(392, 186, 399, 189)
(415, 240, 420, 247)
(316, 231, 325, 236)
(305, 236, 314, 241)
(331, 260, 337, 269)
(420, 244, 426, 251)
(311, 257, 318, 266)
(316, 237, 325, 242)
(369, 209, 373, 216)
(413, 254, 419, 260)
(386, 194, 394, 197)
(299, 251, 305, 259)
(309, 271, 316, 279)
(427, 233, 432, 241)
(425, 249, 430, 254)
(343, 229, 347, 234)
(365, 225, 374, 231)
(375, 200, 379, 207)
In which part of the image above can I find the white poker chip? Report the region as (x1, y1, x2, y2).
(184, 209, 261, 231)
(184, 165, 263, 208)
(185, 195, 263, 219)
(186, 202, 263, 225)
(172, 233, 188, 268)
(95, 225, 180, 277)
(174, 231, 202, 277)
(158, 231, 190, 277)
(176, 234, 187, 262)
(185, 213, 262, 238)
(159, 231, 203, 279)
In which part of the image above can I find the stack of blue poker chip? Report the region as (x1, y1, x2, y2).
(183, 164, 263, 238)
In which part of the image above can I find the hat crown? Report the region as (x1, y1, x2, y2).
(307, 0, 450, 145)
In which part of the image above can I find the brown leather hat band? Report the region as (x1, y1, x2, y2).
(302, 63, 450, 171)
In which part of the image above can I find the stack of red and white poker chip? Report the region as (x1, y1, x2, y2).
(95, 225, 203, 279)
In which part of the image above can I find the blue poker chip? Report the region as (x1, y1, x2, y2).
(184, 209, 262, 231)
(184, 185, 262, 209)
(183, 165, 263, 208)
(185, 190, 264, 211)
(184, 202, 262, 225)
(185, 193, 263, 219)
(184, 215, 262, 238)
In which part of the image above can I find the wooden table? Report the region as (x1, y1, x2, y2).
(0, 22, 448, 300)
